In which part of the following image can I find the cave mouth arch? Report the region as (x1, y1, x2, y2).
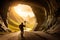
(4, 1, 48, 32)
(7, 3, 38, 32)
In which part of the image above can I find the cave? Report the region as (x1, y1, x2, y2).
(0, 0, 60, 40)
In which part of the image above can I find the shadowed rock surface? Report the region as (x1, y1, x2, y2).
(0, 31, 59, 40)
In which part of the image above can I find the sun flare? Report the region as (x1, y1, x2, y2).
(14, 4, 35, 20)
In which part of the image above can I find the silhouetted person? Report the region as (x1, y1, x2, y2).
(19, 22, 25, 38)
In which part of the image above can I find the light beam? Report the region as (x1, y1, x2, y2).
(14, 4, 35, 20)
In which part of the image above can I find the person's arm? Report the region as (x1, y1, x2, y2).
(23, 25, 25, 27)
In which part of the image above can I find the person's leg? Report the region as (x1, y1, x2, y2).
(20, 31, 23, 40)
(21, 32, 23, 37)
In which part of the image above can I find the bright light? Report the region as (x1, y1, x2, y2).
(24, 28, 32, 31)
(14, 4, 35, 20)
(8, 4, 37, 32)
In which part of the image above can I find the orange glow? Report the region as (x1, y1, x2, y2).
(8, 4, 37, 32)
(24, 28, 32, 31)
(14, 4, 35, 20)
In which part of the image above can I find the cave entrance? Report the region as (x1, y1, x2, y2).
(7, 4, 37, 32)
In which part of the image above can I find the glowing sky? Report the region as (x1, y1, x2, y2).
(14, 4, 35, 20)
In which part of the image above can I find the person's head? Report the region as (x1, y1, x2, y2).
(21, 22, 23, 25)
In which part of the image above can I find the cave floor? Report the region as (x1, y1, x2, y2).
(0, 31, 58, 40)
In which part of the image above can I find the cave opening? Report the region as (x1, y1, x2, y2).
(7, 3, 37, 32)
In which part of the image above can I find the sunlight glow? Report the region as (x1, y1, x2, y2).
(24, 28, 32, 31)
(8, 4, 37, 32)
(14, 4, 35, 20)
